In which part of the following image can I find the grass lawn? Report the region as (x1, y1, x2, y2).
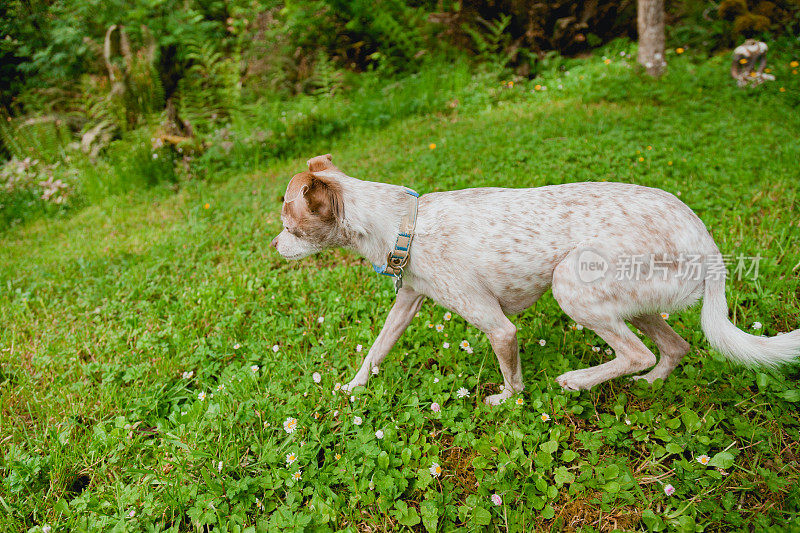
(1, 49, 799, 532)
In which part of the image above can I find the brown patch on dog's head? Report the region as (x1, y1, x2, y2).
(281, 171, 344, 245)
(306, 153, 338, 173)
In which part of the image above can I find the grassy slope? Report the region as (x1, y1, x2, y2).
(1, 52, 799, 532)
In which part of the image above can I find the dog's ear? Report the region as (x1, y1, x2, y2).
(304, 174, 344, 222)
(307, 154, 337, 172)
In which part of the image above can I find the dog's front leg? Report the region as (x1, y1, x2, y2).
(343, 287, 425, 392)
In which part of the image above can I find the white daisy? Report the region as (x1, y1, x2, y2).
(250, 365, 259, 373)
(444, 312, 452, 321)
(182, 370, 194, 379)
(429, 462, 442, 477)
(198, 391, 207, 401)
(272, 345, 279, 353)
(752, 322, 762, 330)
(539, 339, 546, 346)
(456, 387, 470, 398)
(436, 324, 444, 332)
(283, 417, 298, 433)
(356, 344, 363, 352)
(286, 452, 298, 465)
(443, 342, 450, 349)
(317, 316, 325, 324)
(353, 416, 363, 426)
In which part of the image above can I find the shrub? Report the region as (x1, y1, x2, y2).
(734, 12, 772, 33)
(719, 0, 749, 20)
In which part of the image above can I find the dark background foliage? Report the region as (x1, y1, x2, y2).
(0, 0, 798, 228)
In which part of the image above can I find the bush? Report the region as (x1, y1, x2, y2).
(734, 12, 773, 33)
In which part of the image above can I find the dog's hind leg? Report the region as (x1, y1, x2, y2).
(550, 250, 657, 391)
(343, 287, 425, 392)
(629, 314, 691, 383)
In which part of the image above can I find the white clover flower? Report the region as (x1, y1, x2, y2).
(752, 322, 762, 330)
(182, 370, 194, 379)
(317, 316, 325, 324)
(283, 417, 298, 433)
(43, 526, 52, 533)
(491, 493, 502, 506)
(371, 366, 379, 375)
(457, 387, 470, 398)
(433, 377, 440, 383)
(272, 345, 279, 353)
(429, 462, 442, 477)
(375, 429, 384, 439)
(356, 344, 362, 352)
(353, 416, 363, 426)
(664, 483, 675, 496)
(576, 324, 584, 331)
(431, 402, 441, 413)
(312, 372, 321, 383)
(443, 342, 450, 349)
(217, 461, 223, 472)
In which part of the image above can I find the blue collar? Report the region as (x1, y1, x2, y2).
(372, 187, 419, 278)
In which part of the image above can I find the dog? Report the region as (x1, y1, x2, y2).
(271, 154, 800, 405)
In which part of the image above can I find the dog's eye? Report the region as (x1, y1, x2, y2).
(286, 226, 304, 238)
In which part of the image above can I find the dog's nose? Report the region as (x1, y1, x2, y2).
(270, 235, 279, 249)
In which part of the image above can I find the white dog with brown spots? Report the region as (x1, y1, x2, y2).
(271, 154, 800, 405)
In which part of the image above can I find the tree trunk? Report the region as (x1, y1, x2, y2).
(637, 0, 665, 77)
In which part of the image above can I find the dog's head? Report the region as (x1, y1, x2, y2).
(270, 154, 345, 260)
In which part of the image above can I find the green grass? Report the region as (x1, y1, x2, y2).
(1, 48, 800, 532)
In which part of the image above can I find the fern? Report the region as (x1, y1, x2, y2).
(178, 40, 242, 135)
(462, 14, 515, 72)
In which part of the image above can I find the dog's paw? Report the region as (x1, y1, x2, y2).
(484, 390, 515, 406)
(556, 369, 594, 391)
(342, 379, 366, 393)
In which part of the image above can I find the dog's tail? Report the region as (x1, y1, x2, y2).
(701, 274, 800, 368)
